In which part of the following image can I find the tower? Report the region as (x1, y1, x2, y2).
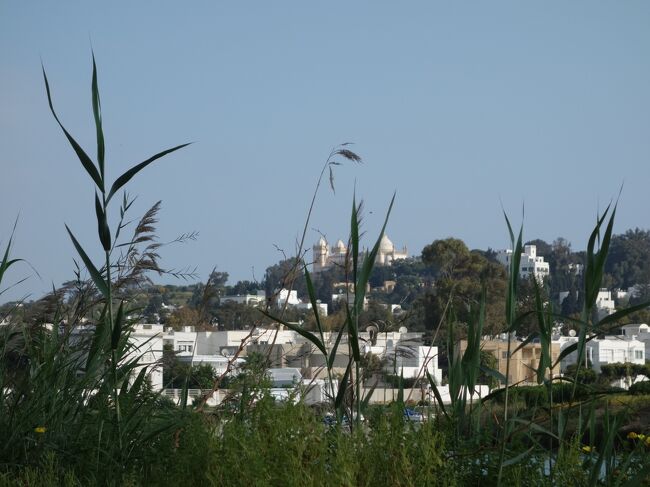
(312, 237, 329, 273)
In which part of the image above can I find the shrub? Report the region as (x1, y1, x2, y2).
(629, 380, 650, 395)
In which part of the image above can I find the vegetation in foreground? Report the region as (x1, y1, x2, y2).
(1, 59, 650, 486)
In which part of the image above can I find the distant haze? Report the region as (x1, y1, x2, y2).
(2, 2, 649, 302)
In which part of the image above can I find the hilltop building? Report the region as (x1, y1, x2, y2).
(312, 235, 407, 273)
(496, 244, 550, 281)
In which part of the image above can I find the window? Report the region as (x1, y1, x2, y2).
(635, 350, 644, 360)
(502, 351, 509, 359)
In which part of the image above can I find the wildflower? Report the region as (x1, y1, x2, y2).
(645, 437, 650, 448)
(639, 434, 646, 441)
(627, 432, 638, 440)
(581, 445, 593, 453)
(34, 427, 46, 434)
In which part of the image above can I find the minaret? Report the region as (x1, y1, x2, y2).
(313, 237, 329, 273)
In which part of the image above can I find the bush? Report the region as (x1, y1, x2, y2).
(629, 380, 650, 395)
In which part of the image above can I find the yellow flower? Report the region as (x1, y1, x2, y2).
(645, 437, 650, 447)
(34, 427, 46, 434)
(639, 434, 646, 441)
(627, 431, 638, 440)
(581, 446, 593, 453)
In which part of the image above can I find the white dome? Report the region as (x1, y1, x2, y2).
(335, 239, 346, 250)
(379, 234, 394, 252)
(316, 236, 327, 247)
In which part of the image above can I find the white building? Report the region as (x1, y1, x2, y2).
(496, 244, 550, 281)
(276, 288, 301, 307)
(68, 323, 167, 391)
(360, 328, 443, 385)
(129, 323, 166, 390)
(160, 325, 442, 394)
(331, 292, 369, 311)
(295, 300, 328, 317)
(272, 288, 328, 316)
(621, 323, 650, 363)
(220, 290, 266, 306)
(555, 333, 646, 374)
(595, 289, 616, 319)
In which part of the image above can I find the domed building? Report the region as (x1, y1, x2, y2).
(312, 234, 407, 273)
(375, 234, 408, 266)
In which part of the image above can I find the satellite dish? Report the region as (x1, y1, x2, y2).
(399, 326, 408, 334)
(221, 348, 232, 357)
(568, 329, 576, 337)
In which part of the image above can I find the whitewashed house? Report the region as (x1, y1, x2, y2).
(497, 245, 550, 281)
(621, 323, 650, 364)
(555, 333, 645, 373)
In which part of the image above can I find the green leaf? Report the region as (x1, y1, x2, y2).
(304, 267, 324, 344)
(480, 365, 507, 385)
(345, 304, 361, 362)
(360, 380, 378, 413)
(128, 366, 148, 399)
(42, 65, 103, 191)
(328, 324, 345, 370)
(397, 370, 404, 404)
(620, 463, 650, 487)
(354, 193, 395, 313)
(426, 370, 448, 419)
(65, 225, 108, 297)
(511, 418, 559, 440)
(259, 310, 327, 357)
(112, 301, 124, 350)
(350, 194, 360, 286)
(86, 305, 110, 372)
(502, 447, 534, 468)
(91, 52, 105, 181)
(106, 143, 191, 203)
(94, 192, 111, 251)
(335, 360, 352, 412)
(597, 300, 650, 327)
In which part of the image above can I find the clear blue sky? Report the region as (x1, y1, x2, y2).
(2, 1, 650, 302)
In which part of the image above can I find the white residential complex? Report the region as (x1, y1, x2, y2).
(496, 244, 550, 281)
(554, 332, 646, 373)
(114, 324, 442, 393)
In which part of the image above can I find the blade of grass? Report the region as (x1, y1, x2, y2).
(65, 225, 108, 297)
(258, 310, 327, 357)
(91, 52, 105, 181)
(106, 143, 191, 203)
(43, 65, 103, 190)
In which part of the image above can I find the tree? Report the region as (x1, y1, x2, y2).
(213, 301, 267, 330)
(478, 350, 499, 389)
(605, 228, 650, 289)
(564, 363, 597, 385)
(229, 280, 261, 296)
(600, 362, 650, 387)
(421, 238, 507, 340)
(166, 307, 203, 329)
(143, 291, 163, 322)
(263, 258, 307, 298)
(560, 287, 581, 317)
